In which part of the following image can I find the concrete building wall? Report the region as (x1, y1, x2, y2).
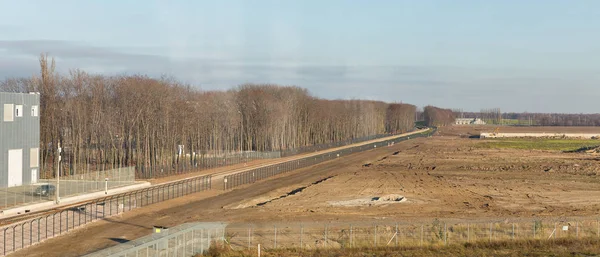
(0, 92, 40, 188)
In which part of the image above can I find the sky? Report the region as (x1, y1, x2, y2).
(0, 0, 599, 113)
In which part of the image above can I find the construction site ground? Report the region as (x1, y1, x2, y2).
(12, 126, 600, 257)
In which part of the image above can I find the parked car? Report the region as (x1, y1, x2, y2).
(34, 184, 56, 196)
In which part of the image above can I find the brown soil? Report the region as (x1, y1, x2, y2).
(13, 126, 600, 256)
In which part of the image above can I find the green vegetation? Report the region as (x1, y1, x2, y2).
(478, 138, 600, 151)
(483, 119, 537, 126)
(202, 238, 600, 257)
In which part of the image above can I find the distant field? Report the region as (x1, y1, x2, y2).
(484, 119, 537, 126)
(478, 138, 600, 151)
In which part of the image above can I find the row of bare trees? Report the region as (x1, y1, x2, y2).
(423, 105, 456, 127)
(458, 111, 600, 126)
(0, 56, 417, 177)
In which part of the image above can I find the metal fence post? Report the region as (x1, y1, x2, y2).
(325, 225, 328, 247)
(420, 225, 423, 246)
(444, 223, 447, 245)
(300, 225, 303, 249)
(489, 223, 492, 242)
(374, 224, 377, 246)
(467, 223, 470, 242)
(512, 223, 515, 239)
(248, 227, 251, 249)
(350, 224, 353, 247)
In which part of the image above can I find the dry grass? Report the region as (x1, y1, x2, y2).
(199, 238, 600, 257)
(478, 138, 600, 151)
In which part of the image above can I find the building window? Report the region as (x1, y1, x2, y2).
(31, 105, 39, 117)
(15, 105, 23, 117)
(3, 104, 14, 121)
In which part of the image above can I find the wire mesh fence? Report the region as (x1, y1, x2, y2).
(77, 217, 600, 257)
(0, 174, 211, 256)
(225, 218, 600, 251)
(0, 167, 137, 211)
(223, 128, 436, 190)
(83, 222, 227, 257)
(136, 151, 282, 179)
(135, 131, 420, 179)
(279, 132, 410, 158)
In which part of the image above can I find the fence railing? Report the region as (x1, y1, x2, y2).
(226, 218, 600, 251)
(83, 222, 227, 257)
(136, 151, 281, 179)
(223, 128, 436, 190)
(0, 175, 212, 256)
(135, 131, 417, 179)
(81, 217, 600, 256)
(0, 167, 137, 211)
(279, 131, 409, 158)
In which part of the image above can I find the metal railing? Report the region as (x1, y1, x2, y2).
(83, 216, 600, 256)
(136, 151, 281, 179)
(226, 217, 600, 250)
(0, 175, 212, 256)
(279, 132, 409, 158)
(0, 167, 137, 211)
(223, 128, 436, 190)
(83, 222, 227, 257)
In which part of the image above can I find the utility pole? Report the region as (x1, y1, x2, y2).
(56, 142, 61, 204)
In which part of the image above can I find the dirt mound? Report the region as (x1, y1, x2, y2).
(328, 194, 406, 207)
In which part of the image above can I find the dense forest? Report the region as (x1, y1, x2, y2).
(423, 106, 456, 127)
(0, 55, 418, 177)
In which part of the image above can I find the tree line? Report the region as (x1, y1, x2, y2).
(423, 106, 456, 127)
(459, 111, 600, 126)
(0, 55, 418, 178)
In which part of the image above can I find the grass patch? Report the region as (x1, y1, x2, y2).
(478, 138, 600, 151)
(200, 238, 600, 257)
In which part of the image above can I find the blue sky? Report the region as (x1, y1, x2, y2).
(1, 1, 599, 113)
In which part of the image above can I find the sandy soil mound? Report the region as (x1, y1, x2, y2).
(328, 194, 406, 207)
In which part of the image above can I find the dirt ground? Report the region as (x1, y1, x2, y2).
(12, 126, 600, 256)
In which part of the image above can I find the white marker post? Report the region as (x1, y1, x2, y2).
(56, 143, 62, 204)
(105, 178, 109, 194)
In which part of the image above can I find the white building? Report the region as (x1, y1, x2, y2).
(455, 118, 486, 125)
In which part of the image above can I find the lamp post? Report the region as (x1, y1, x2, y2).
(55, 143, 61, 204)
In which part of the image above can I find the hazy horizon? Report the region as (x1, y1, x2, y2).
(1, 1, 599, 113)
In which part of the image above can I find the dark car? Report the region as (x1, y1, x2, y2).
(34, 184, 56, 196)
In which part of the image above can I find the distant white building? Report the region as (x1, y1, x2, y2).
(455, 118, 486, 125)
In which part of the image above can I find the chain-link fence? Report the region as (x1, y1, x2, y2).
(0, 167, 137, 211)
(83, 222, 227, 257)
(279, 131, 411, 158)
(77, 217, 600, 257)
(223, 129, 436, 190)
(136, 151, 281, 179)
(0, 174, 211, 256)
(135, 131, 421, 180)
(226, 218, 600, 251)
